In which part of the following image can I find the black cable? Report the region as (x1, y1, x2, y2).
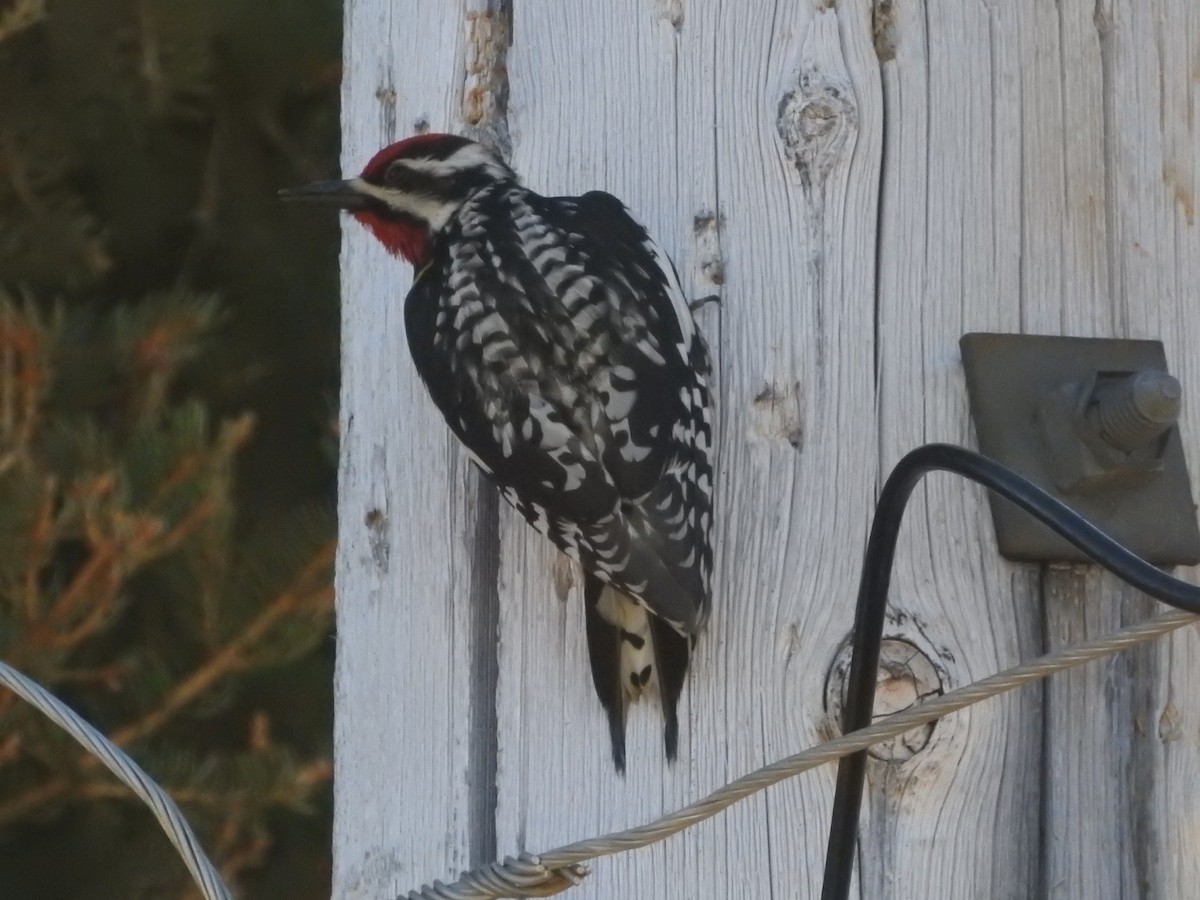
(819, 443, 1200, 900)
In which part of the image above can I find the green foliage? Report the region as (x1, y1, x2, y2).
(0, 291, 335, 893)
(0, 0, 342, 896)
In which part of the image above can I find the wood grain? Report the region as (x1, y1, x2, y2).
(335, 0, 1200, 896)
(1042, 1, 1200, 897)
(870, 1, 1042, 895)
(334, 2, 497, 895)
(492, 3, 881, 897)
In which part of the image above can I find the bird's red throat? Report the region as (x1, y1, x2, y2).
(352, 209, 433, 267)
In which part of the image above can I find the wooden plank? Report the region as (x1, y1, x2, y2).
(333, 2, 498, 894)
(1113, 1, 1200, 891)
(332, 0, 1200, 896)
(1030, 1, 1138, 894)
(869, 1, 1044, 896)
(1041, 0, 1200, 897)
(493, 2, 882, 897)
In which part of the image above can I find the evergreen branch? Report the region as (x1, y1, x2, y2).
(16, 315, 44, 451)
(21, 475, 57, 622)
(77, 757, 332, 810)
(0, 541, 334, 827)
(0, 295, 49, 451)
(108, 539, 335, 749)
(0, 754, 331, 829)
(136, 0, 168, 116)
(143, 497, 219, 560)
(0, 0, 46, 44)
(43, 594, 121, 652)
(36, 498, 216, 651)
(0, 775, 69, 826)
(175, 128, 226, 288)
(32, 538, 121, 648)
(214, 832, 271, 896)
(47, 662, 132, 688)
(149, 453, 207, 506)
(147, 414, 252, 513)
(32, 521, 145, 652)
(0, 134, 41, 214)
(0, 732, 20, 764)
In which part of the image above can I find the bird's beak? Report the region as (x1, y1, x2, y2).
(278, 179, 369, 210)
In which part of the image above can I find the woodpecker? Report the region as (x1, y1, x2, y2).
(282, 133, 713, 771)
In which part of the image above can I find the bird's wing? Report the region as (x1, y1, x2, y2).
(560, 191, 714, 619)
(404, 187, 713, 631)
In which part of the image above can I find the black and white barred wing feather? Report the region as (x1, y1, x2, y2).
(549, 192, 712, 599)
(405, 185, 714, 768)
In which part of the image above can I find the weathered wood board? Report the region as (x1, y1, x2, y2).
(335, 1, 1200, 897)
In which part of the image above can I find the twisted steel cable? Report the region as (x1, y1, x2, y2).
(404, 444, 1200, 899)
(0, 660, 232, 900)
(399, 608, 1197, 899)
(821, 445, 1200, 900)
(6, 444, 1198, 900)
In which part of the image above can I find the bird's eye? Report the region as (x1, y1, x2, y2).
(385, 162, 419, 190)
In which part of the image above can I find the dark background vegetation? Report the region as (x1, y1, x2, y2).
(0, 1, 343, 896)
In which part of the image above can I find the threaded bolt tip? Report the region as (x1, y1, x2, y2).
(1129, 370, 1182, 424)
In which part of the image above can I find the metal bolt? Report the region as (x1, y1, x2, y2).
(1090, 370, 1182, 453)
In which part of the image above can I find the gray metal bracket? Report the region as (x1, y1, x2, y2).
(960, 332, 1200, 565)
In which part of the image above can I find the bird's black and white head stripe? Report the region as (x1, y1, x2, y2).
(352, 135, 516, 233)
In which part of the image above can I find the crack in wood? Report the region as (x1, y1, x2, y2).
(463, 2, 513, 160)
(873, 0, 897, 62)
(652, 0, 684, 32)
(364, 506, 390, 573)
(466, 467, 500, 868)
(375, 79, 397, 142)
(692, 209, 725, 286)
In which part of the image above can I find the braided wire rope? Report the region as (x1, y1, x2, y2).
(401, 608, 1198, 899)
(820, 445, 1200, 899)
(4, 445, 1198, 900)
(0, 660, 233, 900)
(404, 444, 1200, 899)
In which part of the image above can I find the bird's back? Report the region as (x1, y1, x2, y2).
(406, 184, 712, 623)
(405, 180, 714, 767)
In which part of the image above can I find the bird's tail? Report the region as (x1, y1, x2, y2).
(583, 575, 690, 772)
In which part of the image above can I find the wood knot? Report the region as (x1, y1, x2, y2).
(364, 507, 390, 573)
(692, 209, 725, 286)
(825, 633, 946, 762)
(375, 78, 398, 140)
(462, 7, 512, 157)
(652, 0, 684, 31)
(552, 552, 578, 602)
(748, 382, 804, 450)
(872, 0, 897, 62)
(1158, 703, 1184, 741)
(776, 69, 857, 195)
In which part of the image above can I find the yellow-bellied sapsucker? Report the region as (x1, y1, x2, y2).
(283, 134, 714, 771)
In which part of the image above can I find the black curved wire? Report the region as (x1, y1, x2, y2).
(819, 443, 1200, 900)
